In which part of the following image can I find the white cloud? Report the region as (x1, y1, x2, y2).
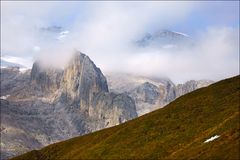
(119, 27, 239, 83)
(33, 46, 41, 52)
(1, 1, 239, 83)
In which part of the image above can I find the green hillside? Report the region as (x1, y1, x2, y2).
(12, 75, 240, 160)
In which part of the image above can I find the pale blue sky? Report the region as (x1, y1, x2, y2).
(169, 1, 239, 36)
(41, 1, 239, 36)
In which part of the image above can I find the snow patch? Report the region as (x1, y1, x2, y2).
(0, 95, 10, 100)
(19, 68, 29, 73)
(204, 135, 220, 143)
(172, 31, 190, 37)
(1, 55, 32, 68)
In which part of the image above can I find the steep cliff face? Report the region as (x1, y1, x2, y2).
(1, 51, 137, 160)
(56, 52, 137, 128)
(89, 92, 137, 130)
(59, 53, 108, 112)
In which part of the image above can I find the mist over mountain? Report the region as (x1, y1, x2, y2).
(136, 29, 193, 49)
(1, 24, 238, 83)
(106, 72, 213, 116)
(1, 50, 215, 159)
(1, 51, 137, 159)
(1, 2, 239, 160)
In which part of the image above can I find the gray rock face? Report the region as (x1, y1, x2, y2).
(59, 53, 108, 112)
(0, 51, 137, 160)
(128, 82, 162, 115)
(30, 61, 63, 93)
(131, 82, 160, 105)
(106, 73, 213, 116)
(106, 73, 176, 116)
(89, 92, 137, 130)
(175, 80, 214, 98)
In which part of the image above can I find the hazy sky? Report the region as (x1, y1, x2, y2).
(1, 1, 239, 83)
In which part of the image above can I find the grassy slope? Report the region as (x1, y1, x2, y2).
(12, 76, 240, 160)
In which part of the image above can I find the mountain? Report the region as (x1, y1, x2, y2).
(106, 73, 213, 116)
(106, 73, 176, 116)
(12, 75, 240, 160)
(0, 51, 137, 160)
(175, 79, 215, 98)
(136, 29, 193, 49)
(1, 59, 26, 69)
(0, 55, 32, 73)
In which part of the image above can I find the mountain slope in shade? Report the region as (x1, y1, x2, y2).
(12, 75, 240, 160)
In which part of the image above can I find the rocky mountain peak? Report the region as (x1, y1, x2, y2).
(1, 51, 137, 159)
(175, 80, 214, 98)
(60, 51, 108, 111)
(137, 29, 192, 48)
(62, 52, 108, 91)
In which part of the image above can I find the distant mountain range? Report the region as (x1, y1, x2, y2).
(0, 55, 31, 73)
(11, 75, 240, 160)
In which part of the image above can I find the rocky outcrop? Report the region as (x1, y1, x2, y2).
(131, 82, 160, 105)
(59, 53, 108, 112)
(106, 73, 213, 116)
(1, 51, 137, 160)
(30, 61, 63, 93)
(89, 92, 137, 130)
(175, 80, 214, 98)
(128, 82, 161, 115)
(106, 73, 176, 116)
